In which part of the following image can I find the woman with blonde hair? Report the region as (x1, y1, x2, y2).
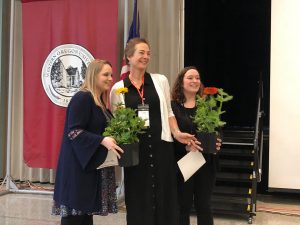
(53, 59, 123, 225)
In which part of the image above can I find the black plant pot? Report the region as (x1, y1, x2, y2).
(196, 132, 217, 153)
(118, 143, 139, 167)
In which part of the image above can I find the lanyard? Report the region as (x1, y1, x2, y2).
(129, 75, 145, 104)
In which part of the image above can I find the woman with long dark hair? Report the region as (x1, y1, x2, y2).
(171, 66, 220, 225)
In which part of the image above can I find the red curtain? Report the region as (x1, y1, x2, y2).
(22, 0, 118, 168)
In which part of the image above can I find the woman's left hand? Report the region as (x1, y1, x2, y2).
(186, 139, 203, 152)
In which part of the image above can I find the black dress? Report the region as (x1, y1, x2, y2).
(122, 73, 179, 225)
(171, 101, 218, 225)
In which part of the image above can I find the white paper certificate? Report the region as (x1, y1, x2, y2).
(97, 150, 119, 169)
(177, 151, 206, 182)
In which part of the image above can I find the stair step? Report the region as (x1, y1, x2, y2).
(219, 159, 254, 169)
(212, 204, 252, 214)
(213, 186, 253, 197)
(222, 139, 254, 145)
(219, 148, 254, 157)
(223, 130, 254, 138)
(213, 195, 251, 204)
(222, 130, 255, 145)
(216, 172, 254, 182)
(212, 196, 253, 213)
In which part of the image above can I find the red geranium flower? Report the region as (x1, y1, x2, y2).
(204, 87, 218, 95)
(194, 87, 233, 133)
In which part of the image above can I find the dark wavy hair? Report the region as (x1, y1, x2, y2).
(171, 66, 204, 104)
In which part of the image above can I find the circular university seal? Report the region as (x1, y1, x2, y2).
(41, 44, 94, 107)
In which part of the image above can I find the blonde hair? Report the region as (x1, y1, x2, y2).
(80, 59, 112, 108)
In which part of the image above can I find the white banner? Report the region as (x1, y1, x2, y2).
(269, 0, 300, 190)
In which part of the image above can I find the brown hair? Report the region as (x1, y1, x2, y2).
(124, 38, 150, 64)
(80, 59, 112, 108)
(171, 66, 204, 104)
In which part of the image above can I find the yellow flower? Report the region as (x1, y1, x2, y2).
(115, 87, 129, 95)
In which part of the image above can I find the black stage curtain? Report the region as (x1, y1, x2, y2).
(185, 0, 271, 128)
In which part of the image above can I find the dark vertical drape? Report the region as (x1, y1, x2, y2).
(185, 0, 271, 128)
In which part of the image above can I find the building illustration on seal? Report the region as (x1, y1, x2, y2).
(51, 57, 85, 90)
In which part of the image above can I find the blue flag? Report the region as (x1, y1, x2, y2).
(128, 0, 140, 40)
(120, 0, 140, 79)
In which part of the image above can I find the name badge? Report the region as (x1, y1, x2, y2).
(138, 104, 150, 127)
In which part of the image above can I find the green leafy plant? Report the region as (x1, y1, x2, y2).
(103, 88, 146, 144)
(193, 87, 233, 133)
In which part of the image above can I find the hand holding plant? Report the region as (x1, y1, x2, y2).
(193, 87, 233, 153)
(104, 87, 146, 167)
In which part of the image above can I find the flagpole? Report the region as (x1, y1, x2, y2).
(124, 0, 128, 48)
(116, 0, 129, 201)
(5, 0, 16, 191)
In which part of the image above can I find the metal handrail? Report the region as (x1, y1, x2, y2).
(253, 73, 264, 182)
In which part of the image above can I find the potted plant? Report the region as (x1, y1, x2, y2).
(193, 87, 233, 153)
(103, 87, 146, 167)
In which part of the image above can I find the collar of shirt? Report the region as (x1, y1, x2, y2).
(123, 72, 151, 88)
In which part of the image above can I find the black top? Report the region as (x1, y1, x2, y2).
(122, 73, 179, 225)
(123, 72, 162, 139)
(171, 101, 197, 161)
(172, 100, 219, 165)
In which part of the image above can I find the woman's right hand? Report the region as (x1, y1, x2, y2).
(174, 131, 197, 145)
(101, 137, 124, 159)
(185, 139, 203, 152)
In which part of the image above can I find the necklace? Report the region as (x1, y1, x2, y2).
(129, 74, 144, 88)
(129, 75, 145, 104)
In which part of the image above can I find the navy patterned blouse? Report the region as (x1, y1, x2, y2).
(52, 91, 117, 216)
